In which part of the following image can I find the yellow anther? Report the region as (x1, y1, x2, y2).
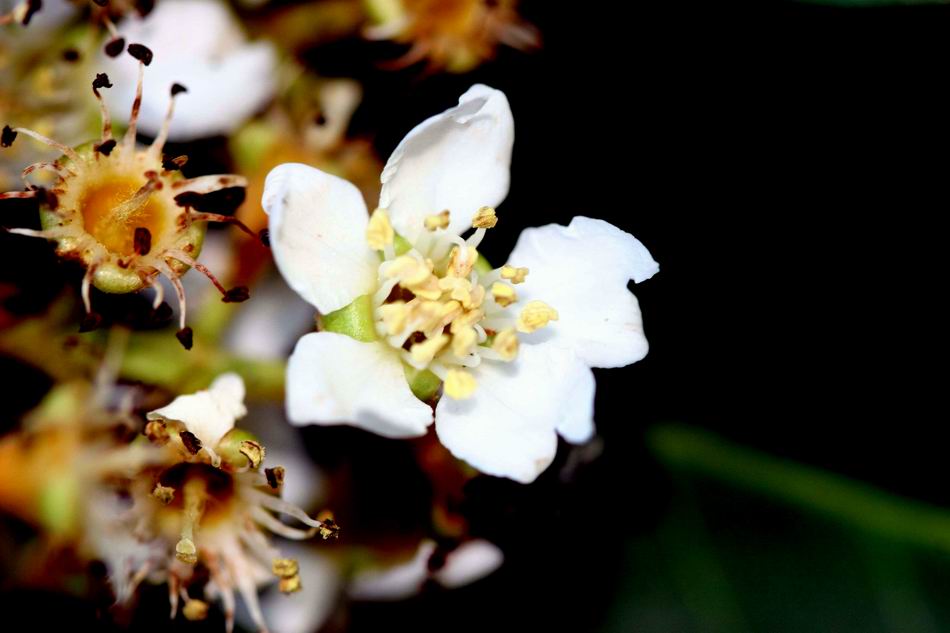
(464, 284, 486, 310)
(383, 255, 431, 286)
(472, 206, 498, 229)
(447, 245, 477, 278)
(410, 334, 449, 365)
(366, 208, 394, 250)
(451, 309, 483, 332)
(408, 300, 443, 332)
(444, 368, 477, 399)
(408, 274, 442, 301)
(175, 537, 198, 565)
(516, 301, 559, 333)
(379, 301, 409, 335)
(279, 575, 302, 594)
(183, 600, 210, 621)
(424, 210, 450, 231)
(272, 558, 300, 578)
(152, 483, 175, 505)
(239, 440, 265, 469)
(452, 326, 478, 357)
(492, 328, 520, 361)
(439, 300, 463, 327)
(491, 282, 518, 307)
(500, 265, 529, 284)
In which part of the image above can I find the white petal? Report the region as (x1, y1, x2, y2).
(380, 85, 514, 242)
(286, 332, 433, 438)
(258, 545, 340, 633)
(147, 373, 247, 448)
(433, 540, 504, 589)
(100, 0, 277, 141)
(263, 163, 379, 314)
(508, 216, 658, 369)
(348, 541, 435, 602)
(435, 344, 594, 483)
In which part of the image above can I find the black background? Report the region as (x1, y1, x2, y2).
(1, 0, 944, 631)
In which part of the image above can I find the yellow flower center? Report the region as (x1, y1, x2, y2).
(366, 206, 558, 399)
(78, 172, 170, 257)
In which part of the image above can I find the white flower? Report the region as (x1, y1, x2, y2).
(263, 85, 658, 484)
(101, 0, 277, 141)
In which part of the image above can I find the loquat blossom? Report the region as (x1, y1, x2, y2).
(363, 0, 540, 73)
(100, 0, 278, 142)
(263, 85, 658, 483)
(1, 44, 256, 348)
(99, 373, 339, 632)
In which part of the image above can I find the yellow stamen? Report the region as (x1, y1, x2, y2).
(239, 440, 265, 469)
(408, 274, 442, 301)
(152, 483, 175, 505)
(410, 334, 449, 365)
(383, 255, 432, 286)
(492, 328, 520, 361)
(516, 301, 559, 333)
(424, 210, 451, 231)
(408, 300, 444, 332)
(501, 265, 529, 284)
(447, 245, 477, 278)
(444, 368, 477, 399)
(379, 301, 409, 335)
(471, 206, 498, 229)
(183, 600, 210, 621)
(272, 558, 300, 578)
(451, 309, 484, 332)
(366, 208, 394, 250)
(452, 326, 478, 357)
(491, 282, 517, 307)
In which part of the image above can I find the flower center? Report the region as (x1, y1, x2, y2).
(365, 206, 558, 399)
(79, 172, 169, 256)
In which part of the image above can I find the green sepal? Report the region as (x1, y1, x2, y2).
(404, 364, 442, 402)
(39, 474, 79, 537)
(321, 294, 378, 342)
(475, 253, 492, 275)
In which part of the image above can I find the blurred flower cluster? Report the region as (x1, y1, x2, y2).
(0, 1, 656, 631)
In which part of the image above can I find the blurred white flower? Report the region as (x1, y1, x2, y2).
(101, 0, 277, 141)
(263, 85, 658, 483)
(348, 539, 503, 600)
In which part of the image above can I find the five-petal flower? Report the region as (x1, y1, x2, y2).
(264, 84, 658, 483)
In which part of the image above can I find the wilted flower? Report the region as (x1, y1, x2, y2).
(263, 85, 658, 483)
(99, 373, 338, 632)
(101, 0, 278, 142)
(1, 44, 255, 348)
(363, 0, 539, 72)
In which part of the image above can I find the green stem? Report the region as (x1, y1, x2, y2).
(648, 425, 950, 554)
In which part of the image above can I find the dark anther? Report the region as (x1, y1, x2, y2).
(176, 187, 245, 213)
(79, 312, 103, 333)
(62, 48, 80, 62)
(127, 43, 154, 66)
(314, 112, 327, 126)
(162, 155, 188, 171)
(92, 73, 113, 91)
(31, 186, 58, 209)
(22, 0, 41, 25)
(94, 139, 117, 156)
(104, 37, 125, 58)
(133, 0, 154, 17)
(133, 227, 152, 256)
(179, 430, 202, 455)
(265, 467, 285, 490)
(92, 0, 108, 6)
(258, 228, 270, 247)
(1, 125, 17, 148)
(222, 286, 250, 303)
(176, 326, 194, 350)
(171, 83, 188, 96)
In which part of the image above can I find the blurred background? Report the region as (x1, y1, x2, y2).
(1, 0, 944, 631)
